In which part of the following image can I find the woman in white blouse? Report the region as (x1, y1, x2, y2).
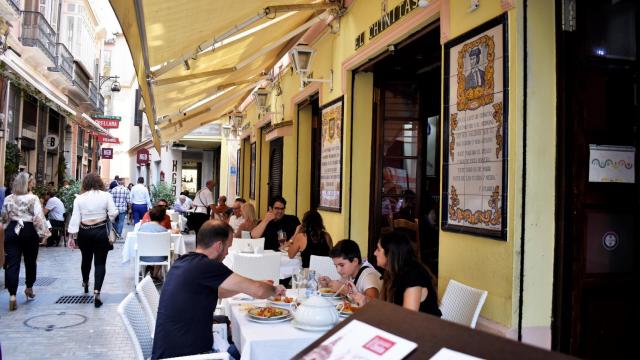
(68, 173, 118, 307)
(1, 172, 51, 311)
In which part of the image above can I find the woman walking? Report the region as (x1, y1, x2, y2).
(1, 172, 51, 311)
(68, 173, 118, 307)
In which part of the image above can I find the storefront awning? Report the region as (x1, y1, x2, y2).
(109, 0, 338, 150)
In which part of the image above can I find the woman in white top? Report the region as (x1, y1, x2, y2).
(68, 173, 118, 307)
(318, 239, 382, 301)
(1, 172, 51, 311)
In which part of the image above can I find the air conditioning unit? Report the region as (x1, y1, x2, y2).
(171, 142, 187, 151)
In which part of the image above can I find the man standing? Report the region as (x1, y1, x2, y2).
(43, 191, 66, 246)
(228, 198, 246, 233)
(251, 196, 300, 251)
(151, 221, 285, 359)
(130, 177, 152, 224)
(189, 180, 215, 234)
(109, 175, 120, 190)
(110, 180, 130, 238)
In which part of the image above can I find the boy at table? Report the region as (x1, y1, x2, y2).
(152, 220, 286, 360)
(318, 239, 382, 302)
(250, 195, 300, 251)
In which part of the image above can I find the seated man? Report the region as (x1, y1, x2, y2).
(174, 193, 193, 214)
(152, 220, 286, 359)
(251, 196, 300, 251)
(228, 198, 246, 233)
(43, 191, 66, 246)
(141, 199, 172, 229)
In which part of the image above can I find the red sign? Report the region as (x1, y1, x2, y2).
(97, 135, 120, 144)
(136, 148, 150, 165)
(101, 148, 114, 159)
(92, 115, 121, 129)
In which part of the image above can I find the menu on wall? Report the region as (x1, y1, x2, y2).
(319, 97, 344, 212)
(442, 16, 507, 239)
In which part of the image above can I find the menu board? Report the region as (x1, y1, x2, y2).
(442, 15, 508, 239)
(319, 97, 344, 212)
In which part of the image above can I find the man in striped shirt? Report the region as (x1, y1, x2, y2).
(110, 179, 130, 239)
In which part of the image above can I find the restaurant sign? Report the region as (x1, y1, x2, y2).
(91, 115, 121, 129)
(97, 135, 120, 144)
(101, 148, 113, 159)
(355, 0, 421, 50)
(136, 148, 150, 165)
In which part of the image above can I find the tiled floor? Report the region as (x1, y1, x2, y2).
(0, 225, 196, 360)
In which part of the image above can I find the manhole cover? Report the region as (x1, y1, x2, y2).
(24, 312, 87, 331)
(55, 295, 94, 304)
(19, 277, 57, 286)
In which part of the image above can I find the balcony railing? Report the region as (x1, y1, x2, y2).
(5, 0, 21, 13)
(47, 43, 74, 81)
(97, 93, 105, 114)
(89, 80, 98, 105)
(20, 11, 56, 64)
(72, 79, 89, 98)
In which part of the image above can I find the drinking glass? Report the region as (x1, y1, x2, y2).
(277, 230, 287, 250)
(292, 271, 303, 297)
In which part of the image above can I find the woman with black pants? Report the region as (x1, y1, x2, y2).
(68, 173, 118, 307)
(1, 172, 51, 311)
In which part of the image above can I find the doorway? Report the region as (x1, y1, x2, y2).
(555, 0, 640, 358)
(363, 23, 441, 272)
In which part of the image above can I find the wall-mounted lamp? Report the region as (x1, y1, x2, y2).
(289, 43, 333, 91)
(99, 75, 121, 92)
(222, 124, 232, 138)
(229, 112, 243, 129)
(253, 87, 269, 109)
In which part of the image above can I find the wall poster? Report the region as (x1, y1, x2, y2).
(442, 15, 508, 240)
(318, 96, 344, 212)
(250, 142, 256, 200)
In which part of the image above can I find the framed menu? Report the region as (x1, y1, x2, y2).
(442, 14, 508, 240)
(250, 142, 256, 200)
(318, 96, 344, 212)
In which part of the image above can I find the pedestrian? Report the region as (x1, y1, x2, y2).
(43, 191, 66, 246)
(129, 177, 152, 224)
(109, 175, 120, 190)
(1, 172, 51, 311)
(109, 179, 130, 239)
(67, 173, 118, 308)
(188, 180, 215, 235)
(151, 220, 285, 359)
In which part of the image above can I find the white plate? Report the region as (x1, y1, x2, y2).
(247, 315, 293, 324)
(291, 320, 335, 332)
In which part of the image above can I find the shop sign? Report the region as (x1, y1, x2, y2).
(44, 134, 59, 150)
(97, 135, 120, 144)
(318, 96, 344, 212)
(355, 0, 421, 50)
(171, 160, 178, 195)
(136, 148, 150, 165)
(588, 145, 635, 183)
(92, 115, 121, 129)
(101, 148, 113, 159)
(442, 15, 508, 240)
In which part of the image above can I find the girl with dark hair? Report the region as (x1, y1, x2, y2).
(287, 210, 333, 268)
(68, 173, 118, 307)
(352, 231, 441, 316)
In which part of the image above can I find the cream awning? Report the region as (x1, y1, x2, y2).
(110, 0, 337, 150)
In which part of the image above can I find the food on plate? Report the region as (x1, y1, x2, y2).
(272, 296, 295, 303)
(319, 288, 337, 295)
(249, 306, 288, 318)
(340, 301, 359, 314)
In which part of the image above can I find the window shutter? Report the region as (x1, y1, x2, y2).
(268, 138, 283, 205)
(134, 89, 142, 126)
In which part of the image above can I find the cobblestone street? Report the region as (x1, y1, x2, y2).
(0, 225, 194, 360)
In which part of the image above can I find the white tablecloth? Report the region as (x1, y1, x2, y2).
(226, 291, 328, 360)
(222, 250, 302, 280)
(121, 232, 187, 264)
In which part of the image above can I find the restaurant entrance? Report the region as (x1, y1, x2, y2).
(363, 23, 441, 273)
(555, 0, 640, 357)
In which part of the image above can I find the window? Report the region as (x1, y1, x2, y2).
(77, 127, 84, 147)
(268, 138, 283, 206)
(7, 84, 21, 143)
(103, 50, 112, 67)
(22, 95, 38, 132)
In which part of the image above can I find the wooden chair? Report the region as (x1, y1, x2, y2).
(392, 218, 421, 259)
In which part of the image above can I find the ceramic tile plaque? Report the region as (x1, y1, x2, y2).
(318, 96, 344, 212)
(442, 15, 508, 239)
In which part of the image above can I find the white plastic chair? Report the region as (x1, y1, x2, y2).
(230, 237, 265, 252)
(135, 232, 171, 285)
(233, 252, 281, 284)
(169, 212, 179, 223)
(134, 222, 141, 233)
(136, 276, 160, 332)
(118, 293, 229, 360)
(309, 255, 340, 280)
(439, 279, 488, 329)
(240, 231, 251, 239)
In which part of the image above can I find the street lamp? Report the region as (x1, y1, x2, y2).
(289, 43, 333, 91)
(253, 87, 269, 110)
(99, 75, 121, 92)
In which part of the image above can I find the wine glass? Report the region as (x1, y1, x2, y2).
(277, 230, 287, 250)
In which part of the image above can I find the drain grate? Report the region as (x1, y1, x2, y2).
(20, 277, 57, 286)
(55, 295, 94, 304)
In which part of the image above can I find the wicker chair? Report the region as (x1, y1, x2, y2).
(439, 279, 488, 329)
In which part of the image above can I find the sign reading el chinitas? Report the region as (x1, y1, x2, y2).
(442, 15, 508, 240)
(91, 114, 121, 129)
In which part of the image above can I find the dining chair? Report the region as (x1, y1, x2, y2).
(135, 232, 171, 285)
(230, 237, 265, 252)
(134, 222, 141, 233)
(118, 293, 229, 360)
(439, 279, 488, 329)
(309, 255, 340, 280)
(233, 252, 281, 284)
(136, 275, 160, 332)
(169, 212, 180, 223)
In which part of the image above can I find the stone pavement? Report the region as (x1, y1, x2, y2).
(0, 225, 196, 360)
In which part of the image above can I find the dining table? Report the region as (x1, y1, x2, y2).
(225, 290, 341, 360)
(222, 249, 302, 280)
(121, 231, 192, 264)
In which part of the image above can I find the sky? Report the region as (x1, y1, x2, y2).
(89, 0, 122, 35)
